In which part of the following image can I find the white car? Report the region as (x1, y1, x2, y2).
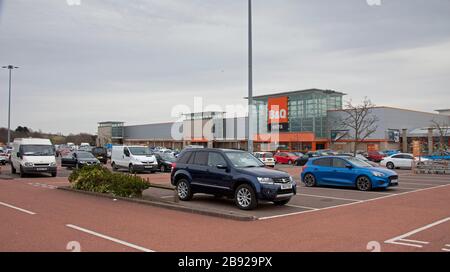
(0, 147, 7, 165)
(254, 152, 276, 167)
(380, 153, 429, 169)
(111, 146, 158, 173)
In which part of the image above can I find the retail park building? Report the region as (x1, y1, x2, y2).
(98, 89, 450, 154)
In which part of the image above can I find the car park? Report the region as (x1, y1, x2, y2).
(154, 152, 176, 172)
(10, 138, 57, 178)
(254, 152, 276, 167)
(380, 153, 429, 169)
(111, 146, 158, 173)
(301, 156, 398, 191)
(91, 147, 108, 164)
(171, 149, 296, 210)
(61, 151, 100, 169)
(274, 152, 299, 165)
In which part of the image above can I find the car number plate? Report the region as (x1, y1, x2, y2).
(281, 183, 292, 190)
(37, 168, 48, 171)
(391, 179, 398, 184)
(145, 166, 153, 168)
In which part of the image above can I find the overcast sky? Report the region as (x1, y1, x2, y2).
(0, 0, 449, 135)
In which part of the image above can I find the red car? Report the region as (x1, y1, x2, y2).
(367, 151, 386, 162)
(274, 152, 299, 165)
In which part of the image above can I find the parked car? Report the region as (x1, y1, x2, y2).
(367, 151, 386, 162)
(295, 152, 319, 166)
(0, 147, 7, 165)
(10, 138, 57, 177)
(274, 152, 299, 165)
(254, 152, 276, 167)
(301, 156, 398, 191)
(91, 147, 108, 164)
(171, 149, 296, 210)
(111, 146, 158, 173)
(382, 150, 400, 156)
(78, 145, 93, 152)
(154, 153, 177, 172)
(380, 153, 429, 169)
(61, 151, 100, 169)
(315, 149, 338, 156)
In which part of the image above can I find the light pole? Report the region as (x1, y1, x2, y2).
(247, 0, 254, 153)
(2, 65, 19, 147)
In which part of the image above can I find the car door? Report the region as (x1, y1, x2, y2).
(205, 152, 233, 193)
(310, 158, 332, 185)
(188, 151, 209, 191)
(402, 154, 414, 168)
(329, 158, 355, 186)
(392, 154, 408, 168)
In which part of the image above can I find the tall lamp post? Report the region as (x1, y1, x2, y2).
(2, 65, 19, 147)
(247, 0, 254, 153)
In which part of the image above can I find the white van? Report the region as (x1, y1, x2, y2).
(11, 138, 57, 177)
(111, 146, 158, 173)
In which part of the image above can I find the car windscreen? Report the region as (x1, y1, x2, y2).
(92, 148, 106, 154)
(20, 145, 54, 156)
(225, 152, 265, 168)
(77, 152, 95, 159)
(128, 147, 153, 156)
(347, 157, 373, 167)
(161, 154, 176, 162)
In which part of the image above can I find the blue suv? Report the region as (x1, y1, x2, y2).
(301, 156, 398, 191)
(171, 149, 296, 210)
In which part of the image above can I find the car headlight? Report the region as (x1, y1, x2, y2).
(372, 171, 385, 177)
(50, 162, 57, 167)
(24, 162, 34, 167)
(257, 177, 274, 184)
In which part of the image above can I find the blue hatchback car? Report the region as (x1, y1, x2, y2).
(301, 156, 398, 191)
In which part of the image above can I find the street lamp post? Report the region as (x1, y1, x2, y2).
(2, 65, 19, 147)
(247, 0, 254, 153)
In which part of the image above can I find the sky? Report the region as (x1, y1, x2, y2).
(0, 0, 449, 135)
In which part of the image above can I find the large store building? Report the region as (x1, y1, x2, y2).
(97, 89, 450, 154)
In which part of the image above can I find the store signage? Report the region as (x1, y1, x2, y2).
(268, 97, 289, 132)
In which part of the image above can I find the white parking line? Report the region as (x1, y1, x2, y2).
(296, 193, 362, 202)
(385, 217, 450, 248)
(66, 224, 154, 252)
(399, 182, 438, 186)
(300, 186, 393, 195)
(259, 184, 450, 220)
(442, 248, 450, 252)
(286, 204, 318, 210)
(0, 201, 36, 215)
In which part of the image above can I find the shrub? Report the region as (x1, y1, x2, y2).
(68, 165, 150, 198)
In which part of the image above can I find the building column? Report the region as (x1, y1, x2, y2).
(428, 128, 434, 155)
(311, 142, 317, 151)
(402, 129, 408, 153)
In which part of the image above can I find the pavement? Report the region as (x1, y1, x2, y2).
(0, 162, 449, 252)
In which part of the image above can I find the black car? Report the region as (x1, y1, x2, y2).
(154, 153, 177, 172)
(295, 152, 319, 166)
(61, 151, 100, 169)
(171, 148, 296, 210)
(91, 147, 108, 164)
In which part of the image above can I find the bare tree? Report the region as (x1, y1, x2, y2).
(430, 119, 449, 152)
(339, 98, 379, 156)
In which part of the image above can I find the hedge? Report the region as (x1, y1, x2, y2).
(68, 165, 150, 198)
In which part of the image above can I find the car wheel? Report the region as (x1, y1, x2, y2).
(176, 179, 193, 201)
(386, 162, 395, 169)
(129, 164, 136, 174)
(356, 176, 372, 191)
(51, 172, 57, 177)
(273, 198, 291, 206)
(11, 164, 16, 174)
(111, 162, 118, 172)
(235, 184, 257, 210)
(303, 173, 316, 187)
(19, 166, 25, 178)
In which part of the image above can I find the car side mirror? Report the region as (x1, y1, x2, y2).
(16, 152, 21, 158)
(216, 164, 228, 170)
(345, 164, 353, 169)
